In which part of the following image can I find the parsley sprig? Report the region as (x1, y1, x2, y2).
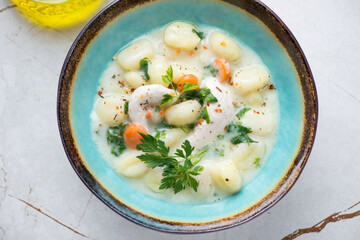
(136, 133, 206, 193)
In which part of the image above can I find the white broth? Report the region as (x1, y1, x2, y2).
(90, 22, 279, 203)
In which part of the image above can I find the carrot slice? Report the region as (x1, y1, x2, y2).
(124, 123, 147, 149)
(214, 57, 231, 82)
(176, 74, 199, 92)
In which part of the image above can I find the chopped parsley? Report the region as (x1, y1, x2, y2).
(155, 129, 167, 139)
(204, 64, 218, 77)
(253, 157, 261, 168)
(236, 107, 251, 118)
(155, 105, 161, 112)
(106, 124, 128, 156)
(136, 134, 207, 193)
(198, 106, 210, 124)
(192, 29, 205, 40)
(179, 87, 218, 106)
(139, 57, 151, 81)
(226, 122, 258, 145)
(124, 101, 129, 114)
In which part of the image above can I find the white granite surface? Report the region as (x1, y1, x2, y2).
(1, 0, 360, 239)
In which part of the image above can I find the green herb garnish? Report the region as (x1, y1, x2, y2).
(155, 129, 167, 139)
(204, 64, 218, 77)
(253, 157, 261, 168)
(155, 105, 161, 112)
(236, 107, 251, 118)
(179, 88, 218, 106)
(124, 101, 129, 114)
(140, 57, 151, 81)
(182, 82, 199, 92)
(198, 106, 210, 124)
(160, 93, 174, 106)
(226, 122, 258, 145)
(192, 29, 205, 40)
(106, 124, 128, 156)
(136, 134, 206, 193)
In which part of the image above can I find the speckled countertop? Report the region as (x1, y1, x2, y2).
(1, 0, 360, 239)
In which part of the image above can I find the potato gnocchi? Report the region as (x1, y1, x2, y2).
(91, 21, 279, 203)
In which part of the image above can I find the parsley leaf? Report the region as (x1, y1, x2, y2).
(161, 65, 173, 85)
(226, 122, 258, 145)
(253, 157, 261, 168)
(106, 124, 128, 156)
(204, 64, 218, 77)
(139, 57, 151, 81)
(124, 101, 129, 114)
(192, 29, 205, 40)
(160, 93, 174, 106)
(180, 88, 218, 106)
(155, 129, 166, 139)
(155, 105, 161, 112)
(198, 106, 210, 124)
(136, 135, 206, 194)
(182, 82, 199, 92)
(236, 107, 251, 118)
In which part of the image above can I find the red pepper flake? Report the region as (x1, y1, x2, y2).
(97, 90, 104, 98)
(229, 82, 234, 86)
(120, 111, 123, 114)
(188, 50, 194, 56)
(131, 88, 135, 93)
(197, 119, 204, 124)
(219, 109, 223, 113)
(145, 112, 152, 118)
(202, 45, 208, 50)
(220, 41, 226, 46)
(269, 84, 276, 90)
(207, 102, 210, 107)
(116, 106, 120, 110)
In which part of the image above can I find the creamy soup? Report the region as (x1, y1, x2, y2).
(91, 21, 279, 203)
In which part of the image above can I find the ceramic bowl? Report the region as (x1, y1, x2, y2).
(57, 0, 318, 233)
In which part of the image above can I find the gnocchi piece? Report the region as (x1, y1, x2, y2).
(115, 151, 148, 178)
(98, 63, 125, 93)
(158, 43, 177, 59)
(162, 128, 188, 147)
(244, 91, 263, 106)
(144, 168, 163, 193)
(210, 160, 242, 194)
(230, 142, 265, 170)
(117, 39, 154, 71)
(124, 71, 147, 89)
(148, 57, 170, 87)
(232, 67, 270, 95)
(193, 168, 215, 197)
(96, 95, 127, 126)
(242, 110, 275, 136)
(164, 100, 202, 126)
(172, 63, 202, 83)
(164, 22, 201, 51)
(209, 31, 241, 61)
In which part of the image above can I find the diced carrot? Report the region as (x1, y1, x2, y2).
(175, 48, 181, 55)
(123, 123, 147, 149)
(116, 106, 119, 110)
(177, 74, 199, 92)
(202, 45, 208, 50)
(145, 112, 152, 118)
(160, 108, 166, 117)
(214, 57, 231, 82)
(188, 51, 194, 56)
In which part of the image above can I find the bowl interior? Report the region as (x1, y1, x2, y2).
(62, 0, 310, 232)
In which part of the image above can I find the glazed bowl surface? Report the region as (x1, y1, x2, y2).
(57, 0, 318, 233)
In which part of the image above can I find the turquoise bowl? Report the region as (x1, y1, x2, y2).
(58, 0, 318, 233)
